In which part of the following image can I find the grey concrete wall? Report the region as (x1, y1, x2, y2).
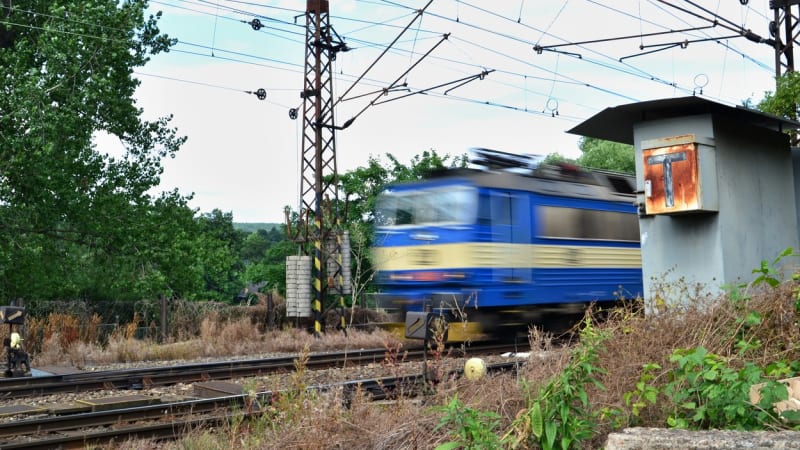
(713, 118, 798, 285)
(791, 147, 800, 249)
(634, 115, 724, 299)
(634, 114, 798, 302)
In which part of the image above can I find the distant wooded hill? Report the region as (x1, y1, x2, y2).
(233, 223, 283, 233)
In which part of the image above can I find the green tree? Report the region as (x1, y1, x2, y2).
(241, 231, 271, 264)
(542, 152, 577, 166)
(576, 137, 635, 173)
(0, 1, 235, 303)
(240, 238, 296, 296)
(193, 210, 244, 301)
(758, 70, 800, 118)
(265, 227, 285, 245)
(106, 190, 201, 301)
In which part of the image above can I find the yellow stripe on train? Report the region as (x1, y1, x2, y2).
(372, 243, 641, 271)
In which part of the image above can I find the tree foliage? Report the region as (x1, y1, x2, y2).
(542, 139, 634, 174)
(542, 152, 577, 166)
(0, 1, 240, 304)
(576, 137, 635, 174)
(758, 70, 800, 119)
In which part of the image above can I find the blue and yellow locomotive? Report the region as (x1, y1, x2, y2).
(371, 148, 643, 336)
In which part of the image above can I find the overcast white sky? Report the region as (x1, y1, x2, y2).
(116, 0, 781, 223)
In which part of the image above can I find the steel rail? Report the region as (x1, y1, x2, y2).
(0, 362, 522, 449)
(1, 341, 529, 399)
(0, 347, 396, 399)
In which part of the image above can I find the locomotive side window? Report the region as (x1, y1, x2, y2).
(538, 206, 639, 241)
(544, 207, 581, 238)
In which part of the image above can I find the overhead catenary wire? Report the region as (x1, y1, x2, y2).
(210, 0, 220, 56)
(338, 32, 451, 130)
(624, 0, 772, 75)
(5, 0, 779, 134)
(86, 1, 680, 110)
(377, 1, 743, 104)
(654, 0, 774, 46)
(150, 0, 306, 39)
(211, 0, 776, 83)
(15, 0, 778, 97)
(570, 0, 771, 74)
(0, 18, 312, 110)
(142, 0, 769, 114)
(334, 0, 433, 108)
(2, 6, 574, 122)
(330, 5, 610, 118)
(418, 89, 586, 122)
(1, 14, 610, 124)
(533, 25, 718, 52)
(371, 1, 675, 103)
(534, 0, 569, 47)
(371, 69, 493, 105)
(576, 0, 772, 98)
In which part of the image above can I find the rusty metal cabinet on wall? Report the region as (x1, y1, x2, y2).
(642, 134, 718, 215)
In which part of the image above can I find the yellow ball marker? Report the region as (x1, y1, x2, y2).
(464, 357, 486, 381)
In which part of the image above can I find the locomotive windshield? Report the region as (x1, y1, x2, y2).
(375, 185, 477, 227)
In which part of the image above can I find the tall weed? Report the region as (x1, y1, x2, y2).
(503, 317, 608, 450)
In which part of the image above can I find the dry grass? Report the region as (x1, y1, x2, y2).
(27, 306, 401, 367)
(163, 279, 797, 449)
(148, 368, 527, 450)
(17, 276, 800, 449)
(577, 279, 800, 448)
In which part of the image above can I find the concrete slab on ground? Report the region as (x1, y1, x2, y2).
(77, 394, 159, 411)
(0, 405, 47, 418)
(194, 381, 244, 398)
(48, 402, 93, 415)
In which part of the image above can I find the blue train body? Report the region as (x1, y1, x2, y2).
(371, 150, 643, 333)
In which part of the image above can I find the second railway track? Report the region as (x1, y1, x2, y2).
(0, 340, 530, 399)
(0, 340, 533, 450)
(0, 360, 524, 449)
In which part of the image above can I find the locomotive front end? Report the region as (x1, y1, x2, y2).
(371, 181, 480, 321)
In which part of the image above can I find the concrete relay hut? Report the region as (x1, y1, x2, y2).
(569, 96, 800, 301)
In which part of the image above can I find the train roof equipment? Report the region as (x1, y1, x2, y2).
(421, 147, 636, 202)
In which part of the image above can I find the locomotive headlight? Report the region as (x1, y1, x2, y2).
(388, 272, 466, 281)
(442, 272, 466, 279)
(415, 271, 442, 281)
(389, 274, 414, 281)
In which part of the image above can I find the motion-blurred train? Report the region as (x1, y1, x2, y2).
(371, 148, 643, 337)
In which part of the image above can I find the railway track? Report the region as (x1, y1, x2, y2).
(0, 340, 529, 399)
(1, 347, 392, 399)
(0, 361, 523, 449)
